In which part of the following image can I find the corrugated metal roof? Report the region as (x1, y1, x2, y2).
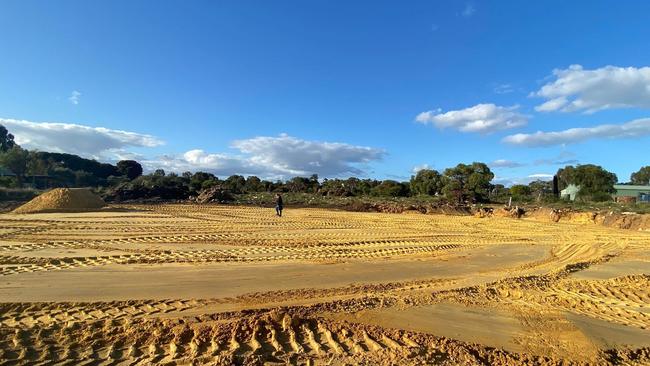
(614, 184, 650, 190)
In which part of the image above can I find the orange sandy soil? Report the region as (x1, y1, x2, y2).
(1, 204, 649, 365)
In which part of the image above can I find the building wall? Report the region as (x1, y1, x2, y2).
(613, 185, 650, 203)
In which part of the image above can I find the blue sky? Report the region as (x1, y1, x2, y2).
(1, 1, 649, 185)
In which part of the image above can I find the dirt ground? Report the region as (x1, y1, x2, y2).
(1, 204, 649, 365)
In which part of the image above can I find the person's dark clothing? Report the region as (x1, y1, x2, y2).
(275, 196, 283, 216)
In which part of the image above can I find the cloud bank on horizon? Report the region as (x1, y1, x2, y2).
(503, 118, 650, 147)
(2, 117, 384, 180)
(147, 134, 385, 179)
(0, 118, 163, 159)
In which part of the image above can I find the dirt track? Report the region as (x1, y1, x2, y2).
(1, 204, 649, 365)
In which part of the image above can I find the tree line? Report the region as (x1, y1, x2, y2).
(1, 124, 648, 203)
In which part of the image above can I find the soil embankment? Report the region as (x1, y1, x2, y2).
(525, 207, 650, 231)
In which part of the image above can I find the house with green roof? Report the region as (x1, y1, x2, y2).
(613, 184, 650, 203)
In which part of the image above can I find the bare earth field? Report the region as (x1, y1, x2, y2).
(1, 204, 649, 365)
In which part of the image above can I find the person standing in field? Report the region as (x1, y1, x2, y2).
(275, 193, 283, 217)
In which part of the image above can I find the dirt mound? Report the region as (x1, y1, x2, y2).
(526, 207, 596, 223)
(493, 206, 525, 219)
(13, 188, 105, 214)
(473, 206, 494, 218)
(192, 186, 234, 204)
(601, 212, 650, 230)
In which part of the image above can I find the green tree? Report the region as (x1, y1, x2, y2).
(322, 177, 376, 197)
(29, 152, 118, 179)
(0, 146, 29, 187)
(410, 169, 444, 196)
(26, 151, 49, 175)
(286, 176, 310, 193)
(557, 164, 617, 201)
(489, 184, 509, 202)
(244, 176, 264, 192)
(555, 166, 576, 190)
(528, 180, 553, 201)
(50, 167, 76, 187)
(442, 162, 494, 203)
(153, 169, 166, 177)
(201, 178, 220, 190)
(322, 178, 350, 196)
(189, 172, 217, 192)
(370, 180, 409, 197)
(308, 174, 320, 193)
(75, 170, 98, 187)
(631, 166, 650, 185)
(224, 175, 246, 193)
(0, 125, 16, 152)
(116, 160, 143, 180)
(509, 184, 532, 199)
(107, 175, 128, 187)
(573, 164, 617, 201)
(356, 179, 380, 196)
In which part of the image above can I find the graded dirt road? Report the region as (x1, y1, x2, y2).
(1, 204, 649, 365)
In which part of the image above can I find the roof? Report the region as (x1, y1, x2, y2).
(614, 184, 650, 191)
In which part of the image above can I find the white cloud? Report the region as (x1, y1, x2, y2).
(0, 118, 163, 158)
(411, 164, 432, 174)
(416, 104, 528, 133)
(143, 151, 250, 176)
(493, 83, 514, 94)
(68, 90, 81, 105)
(145, 134, 385, 179)
(502, 118, 650, 147)
(231, 134, 384, 176)
(533, 151, 578, 166)
(491, 176, 515, 186)
(489, 159, 525, 168)
(533, 65, 650, 113)
(528, 173, 553, 180)
(493, 173, 553, 187)
(461, 3, 476, 17)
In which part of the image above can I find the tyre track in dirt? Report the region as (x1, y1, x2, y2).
(0, 278, 459, 328)
(0, 242, 470, 276)
(0, 310, 602, 366)
(2, 205, 650, 364)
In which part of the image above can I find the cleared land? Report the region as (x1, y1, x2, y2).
(0, 205, 649, 365)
